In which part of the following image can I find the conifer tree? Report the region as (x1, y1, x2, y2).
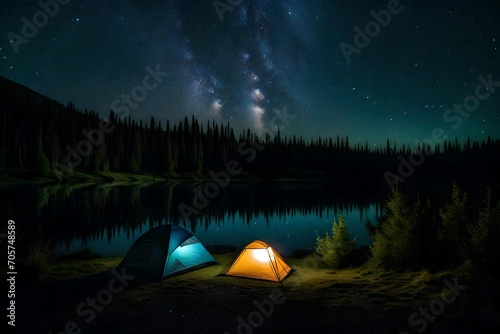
(370, 186, 421, 269)
(316, 212, 355, 268)
(36, 141, 50, 177)
(469, 185, 500, 269)
(36, 123, 50, 177)
(439, 182, 471, 263)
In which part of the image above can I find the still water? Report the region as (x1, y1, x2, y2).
(1, 181, 385, 258)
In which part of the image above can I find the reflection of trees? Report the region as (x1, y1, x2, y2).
(35, 187, 50, 213)
(91, 185, 110, 213)
(130, 186, 140, 208)
(5, 181, 390, 249)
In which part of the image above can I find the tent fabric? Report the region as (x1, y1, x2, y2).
(225, 240, 292, 282)
(120, 225, 217, 280)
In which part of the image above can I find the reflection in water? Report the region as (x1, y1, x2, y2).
(1, 181, 385, 257)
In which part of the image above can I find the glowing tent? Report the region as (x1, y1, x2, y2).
(120, 225, 217, 280)
(225, 240, 292, 282)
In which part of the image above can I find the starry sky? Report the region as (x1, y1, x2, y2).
(1, 0, 499, 146)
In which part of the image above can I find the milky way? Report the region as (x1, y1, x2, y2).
(1, 0, 499, 144)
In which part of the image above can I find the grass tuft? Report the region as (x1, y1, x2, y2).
(24, 235, 53, 281)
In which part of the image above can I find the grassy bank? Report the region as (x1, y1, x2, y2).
(17, 252, 500, 333)
(0, 166, 336, 185)
(44, 253, 462, 309)
(0, 167, 167, 184)
(0, 167, 264, 184)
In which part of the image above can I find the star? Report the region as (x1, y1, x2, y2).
(0, 0, 497, 146)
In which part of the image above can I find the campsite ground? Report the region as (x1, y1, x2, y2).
(16, 253, 500, 334)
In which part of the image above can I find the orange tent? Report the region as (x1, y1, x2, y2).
(225, 240, 292, 282)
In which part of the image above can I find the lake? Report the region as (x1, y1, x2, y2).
(1, 181, 387, 258)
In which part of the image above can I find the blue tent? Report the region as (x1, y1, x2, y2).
(120, 225, 217, 279)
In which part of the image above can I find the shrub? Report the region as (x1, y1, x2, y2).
(37, 143, 51, 177)
(439, 182, 471, 263)
(370, 186, 423, 270)
(469, 186, 500, 272)
(316, 212, 355, 269)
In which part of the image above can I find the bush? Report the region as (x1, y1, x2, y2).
(316, 212, 355, 269)
(369, 183, 499, 271)
(439, 182, 471, 264)
(370, 186, 424, 270)
(469, 186, 500, 272)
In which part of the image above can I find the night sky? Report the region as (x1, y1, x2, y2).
(1, 0, 499, 146)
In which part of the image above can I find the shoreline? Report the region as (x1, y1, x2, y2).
(15, 253, 500, 333)
(0, 167, 333, 185)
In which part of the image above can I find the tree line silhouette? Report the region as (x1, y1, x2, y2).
(1, 75, 499, 185)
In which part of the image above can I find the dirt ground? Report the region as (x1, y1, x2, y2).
(15, 254, 500, 334)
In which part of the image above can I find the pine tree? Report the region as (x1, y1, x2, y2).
(469, 185, 500, 269)
(90, 138, 106, 172)
(370, 186, 421, 269)
(128, 129, 142, 173)
(36, 141, 50, 177)
(439, 182, 471, 263)
(316, 212, 355, 268)
(163, 132, 174, 173)
(196, 136, 203, 173)
(36, 122, 50, 177)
